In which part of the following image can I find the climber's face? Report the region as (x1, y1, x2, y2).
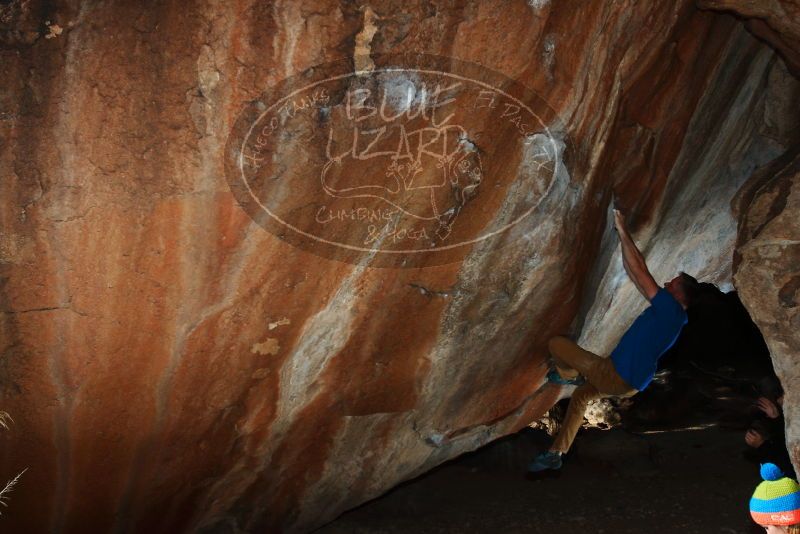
(664, 275, 688, 308)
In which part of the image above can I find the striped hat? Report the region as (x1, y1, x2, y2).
(751, 463, 800, 526)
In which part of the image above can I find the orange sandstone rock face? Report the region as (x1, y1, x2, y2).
(0, 0, 797, 532)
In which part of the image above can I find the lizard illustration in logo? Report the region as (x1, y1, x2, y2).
(321, 122, 483, 241)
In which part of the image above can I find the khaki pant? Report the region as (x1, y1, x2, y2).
(548, 336, 638, 454)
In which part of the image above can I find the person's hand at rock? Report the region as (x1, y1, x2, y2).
(756, 397, 781, 419)
(745, 428, 766, 448)
(613, 208, 627, 235)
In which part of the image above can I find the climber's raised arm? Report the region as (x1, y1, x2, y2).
(530, 208, 693, 474)
(613, 209, 659, 302)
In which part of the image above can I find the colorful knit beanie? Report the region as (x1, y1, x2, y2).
(751, 463, 800, 526)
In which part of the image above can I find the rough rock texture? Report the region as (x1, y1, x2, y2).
(0, 1, 798, 533)
(698, 0, 800, 76)
(733, 148, 800, 474)
(700, 0, 800, 478)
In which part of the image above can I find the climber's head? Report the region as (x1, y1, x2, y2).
(664, 271, 699, 309)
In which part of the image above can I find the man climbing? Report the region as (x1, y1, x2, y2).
(527, 208, 698, 472)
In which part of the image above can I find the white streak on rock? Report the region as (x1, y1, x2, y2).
(251, 338, 280, 356)
(354, 6, 379, 75)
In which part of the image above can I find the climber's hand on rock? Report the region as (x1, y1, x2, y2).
(613, 209, 627, 234)
(756, 397, 780, 419)
(745, 428, 765, 448)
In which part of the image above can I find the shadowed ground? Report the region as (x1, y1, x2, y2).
(318, 424, 760, 534)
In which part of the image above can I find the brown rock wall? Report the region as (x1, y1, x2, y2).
(1, 1, 797, 532)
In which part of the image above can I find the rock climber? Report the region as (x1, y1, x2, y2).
(527, 208, 699, 472)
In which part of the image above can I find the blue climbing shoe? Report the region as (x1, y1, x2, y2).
(527, 450, 563, 472)
(546, 369, 585, 386)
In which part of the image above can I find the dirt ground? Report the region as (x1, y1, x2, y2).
(317, 423, 764, 533)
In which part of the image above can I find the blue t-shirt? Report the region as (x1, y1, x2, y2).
(610, 288, 688, 391)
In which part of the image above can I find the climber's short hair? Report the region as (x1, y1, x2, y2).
(678, 271, 701, 308)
